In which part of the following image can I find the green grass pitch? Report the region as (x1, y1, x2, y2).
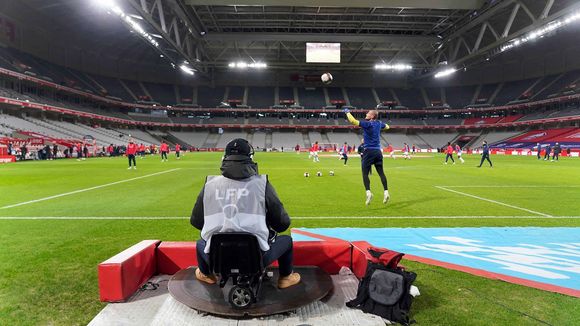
(0, 152, 579, 325)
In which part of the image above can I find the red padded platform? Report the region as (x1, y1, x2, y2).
(293, 241, 352, 275)
(154, 240, 353, 276)
(157, 241, 197, 275)
(99, 238, 356, 302)
(98, 240, 160, 302)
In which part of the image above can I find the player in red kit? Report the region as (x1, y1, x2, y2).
(311, 141, 320, 162)
(444, 142, 455, 165)
(160, 141, 169, 162)
(175, 143, 181, 159)
(126, 139, 138, 169)
(107, 144, 114, 157)
(138, 143, 145, 159)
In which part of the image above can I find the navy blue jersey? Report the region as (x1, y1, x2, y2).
(482, 144, 489, 154)
(360, 120, 386, 150)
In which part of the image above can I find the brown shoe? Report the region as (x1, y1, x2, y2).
(278, 272, 301, 289)
(195, 268, 217, 284)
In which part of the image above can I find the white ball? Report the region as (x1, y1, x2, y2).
(316, 171, 322, 177)
(329, 171, 334, 176)
(304, 172, 310, 177)
(321, 72, 333, 85)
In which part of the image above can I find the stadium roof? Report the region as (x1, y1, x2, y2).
(15, 0, 580, 77)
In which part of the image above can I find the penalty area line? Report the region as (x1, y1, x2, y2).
(1, 215, 580, 220)
(0, 168, 182, 210)
(434, 186, 552, 217)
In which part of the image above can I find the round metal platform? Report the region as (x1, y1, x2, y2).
(168, 266, 334, 318)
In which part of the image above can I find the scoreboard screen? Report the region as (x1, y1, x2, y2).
(306, 43, 341, 63)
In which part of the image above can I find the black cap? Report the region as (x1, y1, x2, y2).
(225, 138, 253, 157)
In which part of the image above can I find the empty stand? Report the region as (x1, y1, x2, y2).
(298, 87, 325, 109)
(346, 88, 376, 108)
(247, 87, 274, 108)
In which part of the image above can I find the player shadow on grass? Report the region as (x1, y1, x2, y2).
(365, 196, 443, 210)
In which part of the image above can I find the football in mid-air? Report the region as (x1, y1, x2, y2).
(304, 172, 310, 177)
(321, 72, 333, 85)
(329, 171, 334, 176)
(316, 171, 322, 177)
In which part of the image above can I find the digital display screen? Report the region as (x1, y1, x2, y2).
(306, 43, 341, 63)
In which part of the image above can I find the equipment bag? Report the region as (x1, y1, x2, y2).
(346, 247, 417, 325)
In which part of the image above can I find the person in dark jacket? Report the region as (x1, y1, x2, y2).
(477, 141, 493, 168)
(190, 138, 300, 289)
(544, 144, 551, 161)
(535, 142, 542, 160)
(552, 143, 561, 161)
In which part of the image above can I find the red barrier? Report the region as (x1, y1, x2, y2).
(293, 241, 352, 275)
(98, 240, 160, 302)
(157, 241, 197, 275)
(154, 240, 354, 277)
(0, 155, 16, 163)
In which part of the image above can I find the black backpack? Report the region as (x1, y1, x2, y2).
(346, 247, 417, 325)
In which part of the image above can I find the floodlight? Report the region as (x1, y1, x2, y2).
(434, 68, 456, 78)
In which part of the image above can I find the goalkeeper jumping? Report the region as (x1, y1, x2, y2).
(344, 109, 390, 205)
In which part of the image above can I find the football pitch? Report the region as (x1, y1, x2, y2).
(0, 152, 579, 325)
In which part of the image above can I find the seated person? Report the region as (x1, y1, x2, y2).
(190, 138, 301, 289)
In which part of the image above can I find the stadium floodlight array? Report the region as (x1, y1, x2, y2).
(179, 65, 195, 75)
(374, 64, 413, 71)
(500, 10, 580, 53)
(434, 68, 457, 78)
(228, 62, 268, 69)
(103, 1, 159, 48)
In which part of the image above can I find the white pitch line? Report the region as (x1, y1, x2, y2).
(438, 185, 580, 188)
(1, 215, 579, 220)
(434, 186, 553, 217)
(0, 168, 182, 210)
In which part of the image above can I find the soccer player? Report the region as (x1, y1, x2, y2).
(160, 141, 169, 162)
(175, 143, 181, 160)
(477, 141, 493, 168)
(311, 141, 320, 162)
(403, 143, 411, 160)
(544, 144, 551, 161)
(444, 142, 455, 165)
(138, 143, 145, 159)
(107, 144, 114, 157)
(126, 139, 137, 170)
(340, 142, 348, 165)
(344, 108, 390, 205)
(535, 142, 542, 160)
(455, 143, 465, 164)
(412, 144, 416, 155)
(295, 144, 300, 154)
(552, 142, 561, 161)
(387, 143, 395, 159)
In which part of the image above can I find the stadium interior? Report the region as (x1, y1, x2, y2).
(1, 0, 579, 325)
(1, 0, 580, 155)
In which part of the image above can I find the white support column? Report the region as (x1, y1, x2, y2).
(242, 86, 249, 106)
(371, 88, 380, 105)
(222, 87, 229, 103)
(293, 87, 299, 106)
(341, 87, 351, 106)
(323, 87, 330, 106)
(192, 86, 198, 105)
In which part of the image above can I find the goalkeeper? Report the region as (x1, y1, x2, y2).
(344, 109, 390, 205)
